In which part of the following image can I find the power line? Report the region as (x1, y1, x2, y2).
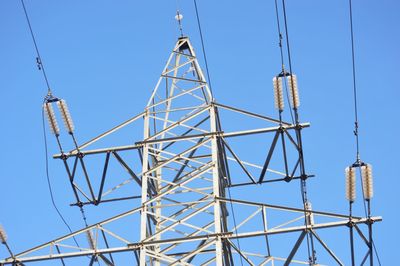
(20, 0, 52, 95)
(227, 186, 244, 266)
(193, 0, 214, 95)
(348, 0, 361, 163)
(348, 0, 367, 219)
(273, 0, 295, 124)
(278, 1, 317, 263)
(347, 1, 381, 264)
(281, 0, 294, 77)
(192, 2, 244, 263)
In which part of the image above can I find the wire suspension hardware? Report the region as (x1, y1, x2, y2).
(345, 1, 380, 265)
(43, 98, 95, 235)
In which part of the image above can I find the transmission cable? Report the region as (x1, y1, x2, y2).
(347, 0, 381, 264)
(273, 0, 295, 124)
(277, 0, 318, 263)
(21, 0, 52, 94)
(192, 2, 245, 263)
(227, 187, 244, 266)
(193, 0, 214, 95)
(348, 0, 360, 163)
(348, 0, 368, 217)
(281, 0, 294, 82)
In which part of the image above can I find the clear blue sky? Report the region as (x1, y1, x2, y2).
(0, 0, 398, 265)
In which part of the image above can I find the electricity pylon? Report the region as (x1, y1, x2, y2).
(1, 36, 381, 265)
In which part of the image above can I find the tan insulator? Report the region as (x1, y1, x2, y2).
(287, 74, 300, 108)
(273, 76, 284, 111)
(0, 224, 7, 243)
(304, 201, 314, 226)
(57, 100, 75, 134)
(345, 167, 356, 202)
(361, 164, 374, 200)
(43, 102, 60, 135)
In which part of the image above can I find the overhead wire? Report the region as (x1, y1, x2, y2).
(227, 187, 244, 266)
(277, 0, 317, 263)
(193, 0, 214, 96)
(21, 0, 75, 234)
(348, 0, 360, 163)
(42, 106, 80, 248)
(348, 0, 368, 217)
(191, 1, 243, 263)
(20, 0, 52, 95)
(347, 0, 381, 264)
(281, 0, 294, 82)
(21, 0, 88, 250)
(273, 0, 295, 124)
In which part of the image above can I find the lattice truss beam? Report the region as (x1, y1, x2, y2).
(1, 37, 381, 265)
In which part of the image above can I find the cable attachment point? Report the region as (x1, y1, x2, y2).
(44, 92, 59, 103)
(353, 121, 358, 136)
(36, 57, 42, 70)
(279, 33, 283, 48)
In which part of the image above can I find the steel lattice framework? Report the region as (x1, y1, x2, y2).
(1, 36, 381, 266)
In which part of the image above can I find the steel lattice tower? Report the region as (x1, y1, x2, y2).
(0, 36, 381, 266)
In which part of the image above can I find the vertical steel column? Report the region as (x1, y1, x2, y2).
(349, 202, 355, 266)
(368, 200, 373, 266)
(210, 103, 223, 266)
(140, 109, 150, 266)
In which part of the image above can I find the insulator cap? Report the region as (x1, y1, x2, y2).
(86, 230, 95, 249)
(273, 76, 284, 111)
(345, 167, 356, 202)
(287, 74, 300, 108)
(0, 224, 7, 243)
(361, 164, 374, 200)
(43, 102, 60, 135)
(57, 100, 75, 134)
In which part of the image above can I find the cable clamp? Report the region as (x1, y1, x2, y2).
(36, 57, 42, 70)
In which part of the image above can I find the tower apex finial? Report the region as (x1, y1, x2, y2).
(175, 10, 184, 37)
